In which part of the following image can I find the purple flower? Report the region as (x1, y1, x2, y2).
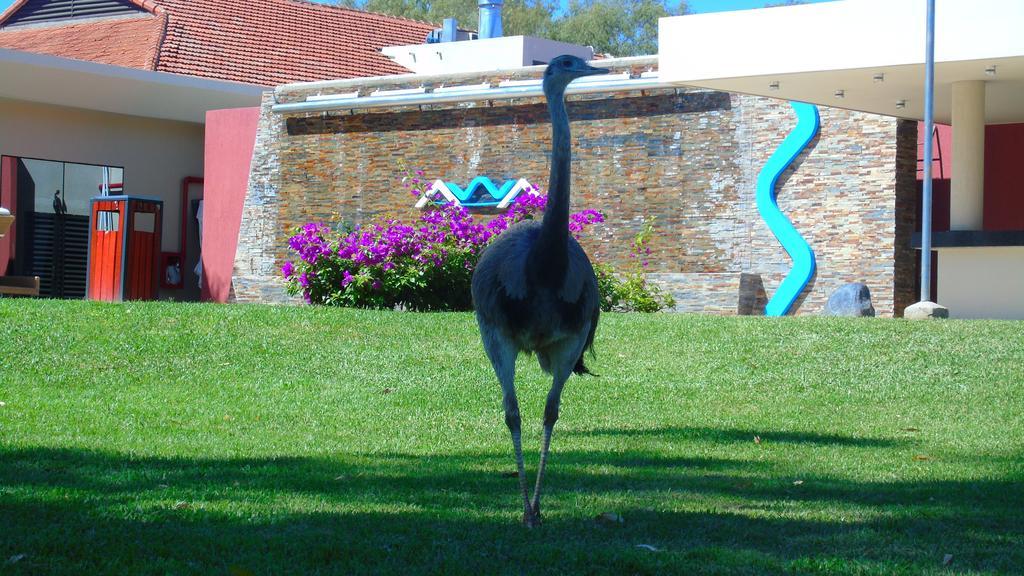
(285, 188, 608, 308)
(569, 209, 605, 233)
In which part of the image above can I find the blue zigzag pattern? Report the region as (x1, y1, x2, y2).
(442, 176, 518, 205)
(756, 101, 820, 316)
(417, 176, 535, 209)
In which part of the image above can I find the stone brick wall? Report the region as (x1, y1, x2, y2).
(647, 272, 767, 315)
(236, 60, 917, 316)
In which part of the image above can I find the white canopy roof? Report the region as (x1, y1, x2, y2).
(0, 48, 265, 124)
(659, 0, 1024, 124)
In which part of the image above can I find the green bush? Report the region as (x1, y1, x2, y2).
(595, 220, 675, 313)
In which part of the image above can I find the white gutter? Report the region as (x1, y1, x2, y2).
(272, 69, 670, 114)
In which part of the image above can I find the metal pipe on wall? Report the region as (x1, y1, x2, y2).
(478, 0, 504, 40)
(272, 74, 670, 115)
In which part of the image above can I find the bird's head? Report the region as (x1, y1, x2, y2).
(543, 55, 608, 93)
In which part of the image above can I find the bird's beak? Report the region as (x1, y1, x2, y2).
(580, 64, 609, 77)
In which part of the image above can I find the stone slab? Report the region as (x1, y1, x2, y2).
(904, 300, 950, 320)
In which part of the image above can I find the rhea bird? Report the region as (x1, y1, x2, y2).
(471, 55, 606, 527)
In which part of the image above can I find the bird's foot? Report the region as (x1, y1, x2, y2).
(522, 510, 542, 528)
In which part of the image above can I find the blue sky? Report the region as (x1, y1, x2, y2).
(688, 0, 835, 13)
(0, 0, 840, 18)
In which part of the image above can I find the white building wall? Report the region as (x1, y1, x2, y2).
(938, 247, 1024, 319)
(0, 97, 204, 252)
(382, 36, 592, 75)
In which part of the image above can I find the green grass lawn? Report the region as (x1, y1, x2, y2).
(1, 300, 1022, 575)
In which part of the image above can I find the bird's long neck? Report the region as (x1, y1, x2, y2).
(533, 85, 571, 279)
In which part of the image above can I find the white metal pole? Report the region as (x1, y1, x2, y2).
(920, 0, 936, 302)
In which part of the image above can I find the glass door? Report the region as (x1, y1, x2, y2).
(6, 156, 124, 298)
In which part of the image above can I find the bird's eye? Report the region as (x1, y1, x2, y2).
(561, 60, 571, 68)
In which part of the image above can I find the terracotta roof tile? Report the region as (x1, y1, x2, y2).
(0, 0, 436, 85)
(0, 15, 165, 69)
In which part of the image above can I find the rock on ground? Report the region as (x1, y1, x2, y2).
(824, 282, 876, 317)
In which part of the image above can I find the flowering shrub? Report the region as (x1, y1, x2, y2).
(282, 186, 605, 311)
(282, 166, 674, 313)
(594, 220, 676, 313)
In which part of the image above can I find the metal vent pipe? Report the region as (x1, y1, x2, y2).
(478, 0, 503, 39)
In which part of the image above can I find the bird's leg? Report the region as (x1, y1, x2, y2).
(505, 394, 535, 527)
(530, 376, 567, 522)
(479, 325, 535, 526)
(531, 333, 587, 521)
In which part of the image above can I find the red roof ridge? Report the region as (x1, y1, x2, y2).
(0, 0, 30, 26)
(149, 11, 169, 70)
(134, 0, 166, 15)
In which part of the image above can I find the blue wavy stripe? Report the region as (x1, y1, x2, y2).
(756, 101, 820, 316)
(443, 177, 517, 203)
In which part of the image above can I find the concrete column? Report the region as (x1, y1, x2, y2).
(950, 80, 986, 230)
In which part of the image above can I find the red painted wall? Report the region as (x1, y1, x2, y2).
(918, 121, 1024, 231)
(201, 107, 261, 302)
(917, 122, 953, 181)
(916, 123, 952, 236)
(984, 123, 1024, 230)
(0, 156, 15, 276)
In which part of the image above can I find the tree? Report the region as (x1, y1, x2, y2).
(553, 0, 685, 57)
(336, 0, 558, 38)
(500, 0, 559, 38)
(333, 0, 685, 57)
(359, 0, 473, 25)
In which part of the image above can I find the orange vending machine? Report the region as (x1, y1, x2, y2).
(87, 196, 163, 301)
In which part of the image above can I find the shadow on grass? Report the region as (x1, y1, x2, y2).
(565, 425, 908, 448)
(1, 444, 1021, 575)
